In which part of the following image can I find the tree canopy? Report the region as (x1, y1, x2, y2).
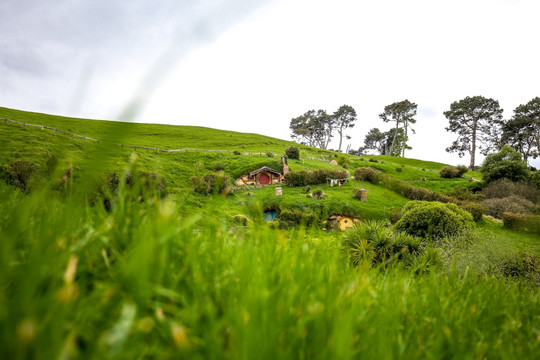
(444, 95, 503, 170)
(289, 109, 333, 149)
(502, 97, 540, 163)
(379, 100, 417, 157)
(361, 127, 405, 156)
(333, 105, 357, 152)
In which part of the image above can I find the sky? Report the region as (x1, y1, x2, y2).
(2, 0, 539, 168)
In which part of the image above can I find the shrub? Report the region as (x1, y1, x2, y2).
(502, 212, 540, 234)
(285, 169, 349, 187)
(368, 158, 378, 163)
(354, 167, 382, 184)
(482, 179, 540, 203)
(284, 171, 307, 187)
(191, 172, 232, 195)
(460, 202, 485, 222)
(482, 195, 537, 219)
(285, 146, 300, 160)
(232, 214, 250, 226)
(337, 156, 351, 169)
(311, 189, 324, 199)
(395, 201, 473, 240)
(342, 220, 427, 267)
(481, 145, 530, 184)
(529, 171, 540, 189)
(213, 162, 225, 171)
(448, 187, 484, 202)
(396, 167, 403, 173)
(388, 208, 403, 224)
(439, 166, 459, 178)
(499, 252, 540, 282)
(456, 165, 469, 177)
(5, 159, 36, 191)
(233, 150, 241, 155)
(279, 209, 317, 227)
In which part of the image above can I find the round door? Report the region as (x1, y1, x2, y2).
(258, 173, 270, 185)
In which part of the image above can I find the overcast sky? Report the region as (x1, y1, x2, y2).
(2, 0, 539, 167)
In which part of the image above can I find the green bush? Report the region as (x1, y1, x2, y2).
(499, 252, 540, 282)
(396, 167, 403, 173)
(213, 162, 225, 171)
(482, 195, 537, 219)
(354, 167, 382, 184)
(481, 145, 530, 184)
(502, 212, 540, 235)
(439, 166, 459, 178)
(285, 146, 300, 160)
(482, 179, 540, 203)
(279, 209, 317, 227)
(439, 165, 467, 178)
(5, 159, 36, 191)
(284, 169, 349, 187)
(232, 214, 250, 226)
(311, 189, 325, 199)
(460, 202, 485, 222)
(342, 220, 428, 268)
(395, 201, 473, 240)
(388, 208, 403, 224)
(284, 171, 307, 187)
(191, 172, 232, 195)
(529, 171, 540, 189)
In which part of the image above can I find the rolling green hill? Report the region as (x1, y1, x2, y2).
(1, 106, 538, 359)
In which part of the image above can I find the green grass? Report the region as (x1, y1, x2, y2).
(0, 183, 538, 359)
(1, 106, 539, 358)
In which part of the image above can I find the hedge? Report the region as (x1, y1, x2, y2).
(284, 169, 349, 187)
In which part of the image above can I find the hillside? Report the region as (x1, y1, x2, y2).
(0, 106, 480, 220)
(1, 107, 539, 359)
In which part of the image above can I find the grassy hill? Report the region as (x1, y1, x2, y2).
(1, 106, 539, 359)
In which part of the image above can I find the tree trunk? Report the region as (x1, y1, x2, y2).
(470, 120, 477, 171)
(389, 122, 399, 156)
(402, 121, 408, 157)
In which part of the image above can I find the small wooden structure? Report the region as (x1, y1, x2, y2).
(235, 166, 283, 186)
(328, 215, 360, 231)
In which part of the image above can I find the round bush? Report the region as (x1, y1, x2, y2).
(395, 201, 473, 240)
(460, 202, 484, 222)
(439, 166, 459, 178)
(285, 146, 300, 160)
(481, 145, 530, 184)
(354, 167, 382, 184)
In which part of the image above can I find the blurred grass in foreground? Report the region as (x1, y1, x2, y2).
(0, 168, 538, 359)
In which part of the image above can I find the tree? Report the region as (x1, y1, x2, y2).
(332, 105, 357, 152)
(444, 96, 503, 171)
(480, 145, 530, 184)
(361, 127, 406, 156)
(289, 109, 333, 149)
(379, 100, 417, 157)
(502, 97, 540, 163)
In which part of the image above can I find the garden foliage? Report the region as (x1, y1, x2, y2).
(395, 201, 473, 240)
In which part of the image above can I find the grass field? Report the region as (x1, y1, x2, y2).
(0, 107, 539, 359)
